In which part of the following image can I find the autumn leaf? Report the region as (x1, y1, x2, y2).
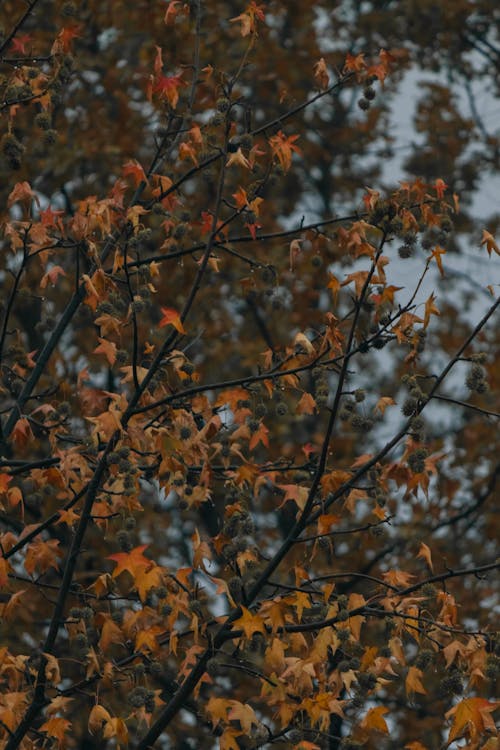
(24, 539, 62, 575)
(269, 130, 301, 172)
(230, 2, 265, 36)
(423, 292, 440, 328)
(8, 181, 39, 209)
(0, 556, 10, 587)
(51, 25, 81, 54)
(417, 542, 433, 572)
(343, 52, 366, 76)
(153, 72, 186, 108)
(10, 33, 33, 55)
(232, 606, 266, 639)
(427, 245, 446, 276)
(249, 421, 269, 450)
(296, 392, 317, 415)
(107, 544, 152, 578)
(434, 178, 448, 199)
(40, 717, 72, 746)
(480, 230, 500, 257)
(88, 704, 112, 735)
(226, 148, 251, 169)
(0, 473, 12, 494)
(277, 483, 309, 511)
(98, 617, 124, 653)
(123, 159, 148, 186)
(446, 698, 499, 743)
(314, 58, 330, 88)
(361, 706, 389, 733)
(227, 701, 259, 733)
(405, 666, 426, 696)
(164, 1, 181, 25)
(93, 337, 117, 366)
(159, 306, 186, 333)
(327, 273, 341, 303)
(40, 265, 67, 289)
(374, 396, 396, 415)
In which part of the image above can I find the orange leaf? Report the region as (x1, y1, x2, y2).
(361, 706, 389, 733)
(51, 25, 81, 54)
(434, 178, 448, 199)
(427, 245, 446, 276)
(98, 617, 124, 653)
(164, 0, 181, 25)
(93, 337, 117, 366)
(327, 273, 341, 304)
(446, 698, 500, 743)
(123, 159, 147, 186)
(314, 57, 329, 88)
(480, 230, 500, 257)
(277, 484, 309, 511)
(417, 542, 433, 572)
(108, 544, 152, 578)
(232, 606, 266, 639)
(24, 539, 62, 575)
(40, 265, 67, 289)
(230, 2, 265, 37)
(269, 130, 301, 173)
(0, 556, 10, 587)
(296, 392, 317, 415)
(153, 73, 186, 108)
(8, 181, 39, 208)
(226, 148, 251, 169)
(343, 52, 366, 75)
(374, 396, 395, 415)
(40, 717, 72, 743)
(88, 704, 112, 735)
(0, 473, 12, 494)
(159, 306, 186, 333)
(405, 666, 426, 696)
(423, 292, 440, 328)
(249, 421, 269, 450)
(227, 701, 259, 733)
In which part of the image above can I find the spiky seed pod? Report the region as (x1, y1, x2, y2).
(116, 530, 132, 552)
(402, 397, 418, 416)
(398, 244, 413, 259)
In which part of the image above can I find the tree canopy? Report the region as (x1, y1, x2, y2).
(0, 1, 498, 749)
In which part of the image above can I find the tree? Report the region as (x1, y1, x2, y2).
(0, 1, 498, 749)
